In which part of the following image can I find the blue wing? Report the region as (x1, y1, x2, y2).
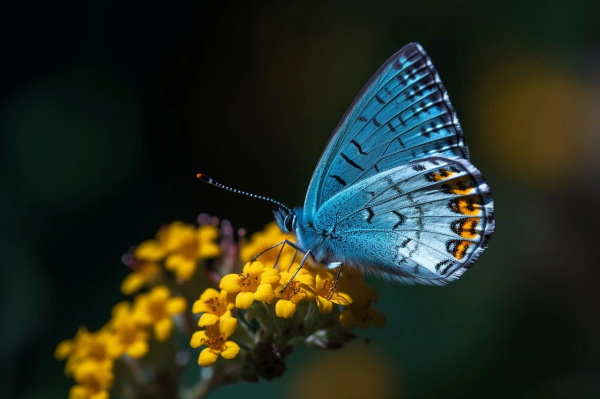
(303, 157, 494, 285)
(304, 43, 468, 220)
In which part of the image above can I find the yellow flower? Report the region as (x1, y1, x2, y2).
(58, 327, 118, 376)
(190, 316, 240, 366)
(134, 222, 183, 261)
(120, 262, 161, 295)
(192, 288, 236, 327)
(220, 261, 280, 309)
(240, 222, 297, 267)
(108, 302, 149, 359)
(274, 270, 315, 318)
(339, 277, 385, 329)
(133, 286, 187, 341)
(69, 360, 113, 399)
(164, 224, 221, 281)
(313, 269, 352, 314)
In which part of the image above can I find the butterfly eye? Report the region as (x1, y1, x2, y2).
(284, 214, 295, 232)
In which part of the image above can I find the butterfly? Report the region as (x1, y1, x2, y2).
(201, 42, 494, 285)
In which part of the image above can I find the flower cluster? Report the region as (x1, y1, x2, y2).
(56, 217, 384, 398)
(55, 286, 187, 399)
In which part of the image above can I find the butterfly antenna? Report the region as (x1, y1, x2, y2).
(196, 173, 292, 213)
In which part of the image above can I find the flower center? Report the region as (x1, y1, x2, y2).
(202, 333, 226, 351)
(204, 297, 220, 312)
(148, 300, 167, 320)
(179, 237, 199, 259)
(120, 323, 139, 344)
(283, 280, 305, 302)
(318, 279, 335, 299)
(238, 272, 260, 291)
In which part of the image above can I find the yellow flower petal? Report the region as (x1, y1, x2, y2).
(69, 385, 89, 399)
(167, 297, 187, 314)
(154, 318, 173, 342)
(193, 288, 219, 313)
(296, 273, 315, 287)
(220, 341, 240, 359)
(199, 242, 220, 259)
(235, 291, 255, 309)
(120, 273, 145, 295)
(220, 274, 242, 293)
(135, 240, 166, 260)
(260, 268, 280, 284)
(275, 299, 296, 318)
(198, 225, 218, 239)
(339, 309, 356, 328)
(54, 339, 73, 360)
(198, 313, 219, 327)
(331, 291, 352, 306)
(166, 255, 197, 280)
(219, 316, 238, 339)
(253, 284, 274, 302)
(190, 331, 207, 348)
(244, 261, 264, 275)
(199, 347, 219, 366)
(90, 391, 109, 399)
(126, 340, 149, 358)
(316, 296, 333, 314)
(151, 286, 170, 300)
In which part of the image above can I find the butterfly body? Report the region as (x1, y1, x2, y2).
(274, 43, 494, 285)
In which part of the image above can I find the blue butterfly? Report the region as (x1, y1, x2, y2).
(201, 43, 494, 285)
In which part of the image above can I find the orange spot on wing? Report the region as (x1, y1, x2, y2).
(446, 239, 475, 260)
(442, 177, 475, 195)
(449, 197, 483, 216)
(451, 217, 481, 239)
(454, 241, 473, 260)
(425, 168, 456, 182)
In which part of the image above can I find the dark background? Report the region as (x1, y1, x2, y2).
(2, 0, 600, 398)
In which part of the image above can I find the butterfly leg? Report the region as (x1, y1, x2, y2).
(251, 239, 302, 263)
(327, 263, 343, 300)
(280, 249, 314, 293)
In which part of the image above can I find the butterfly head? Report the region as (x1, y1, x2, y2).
(274, 207, 297, 233)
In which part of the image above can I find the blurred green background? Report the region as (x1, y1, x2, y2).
(3, 0, 600, 398)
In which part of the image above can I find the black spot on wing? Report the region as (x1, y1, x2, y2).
(329, 175, 347, 186)
(350, 140, 368, 155)
(435, 259, 455, 275)
(387, 121, 396, 133)
(366, 208, 374, 223)
(392, 211, 406, 229)
(398, 115, 407, 127)
(375, 94, 385, 104)
(340, 153, 364, 171)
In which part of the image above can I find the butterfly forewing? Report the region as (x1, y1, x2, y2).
(304, 43, 468, 218)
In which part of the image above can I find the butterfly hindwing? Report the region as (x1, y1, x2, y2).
(304, 43, 468, 219)
(309, 157, 494, 285)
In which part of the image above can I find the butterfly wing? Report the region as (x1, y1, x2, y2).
(297, 43, 494, 284)
(304, 43, 469, 220)
(308, 156, 494, 285)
